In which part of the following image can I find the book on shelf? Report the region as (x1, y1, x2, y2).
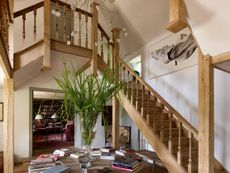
(42, 166, 70, 173)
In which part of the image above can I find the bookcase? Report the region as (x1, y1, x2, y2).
(33, 99, 64, 120)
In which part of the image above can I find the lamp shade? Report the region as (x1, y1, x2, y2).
(35, 114, 43, 120)
(51, 113, 58, 119)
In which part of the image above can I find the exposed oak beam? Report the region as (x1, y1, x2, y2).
(51, 40, 92, 59)
(91, 2, 98, 76)
(42, 0, 51, 70)
(211, 51, 230, 65)
(198, 51, 214, 173)
(167, 0, 187, 33)
(111, 28, 121, 149)
(3, 78, 14, 173)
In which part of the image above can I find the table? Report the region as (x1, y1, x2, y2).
(60, 156, 155, 173)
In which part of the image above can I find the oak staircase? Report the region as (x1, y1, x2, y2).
(1, 0, 227, 173)
(116, 59, 228, 173)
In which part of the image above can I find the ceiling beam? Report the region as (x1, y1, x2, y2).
(166, 0, 187, 33)
(51, 40, 92, 59)
(211, 51, 230, 65)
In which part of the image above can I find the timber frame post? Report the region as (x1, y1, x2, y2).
(42, 0, 51, 70)
(198, 51, 214, 173)
(111, 28, 121, 148)
(167, 0, 187, 33)
(3, 78, 14, 173)
(91, 2, 98, 76)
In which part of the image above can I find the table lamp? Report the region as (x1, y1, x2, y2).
(51, 113, 58, 119)
(35, 114, 43, 121)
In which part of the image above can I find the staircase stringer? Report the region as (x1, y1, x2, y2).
(119, 91, 186, 173)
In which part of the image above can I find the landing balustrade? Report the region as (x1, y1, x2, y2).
(13, 0, 114, 67)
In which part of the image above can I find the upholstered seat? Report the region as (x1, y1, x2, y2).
(64, 121, 74, 141)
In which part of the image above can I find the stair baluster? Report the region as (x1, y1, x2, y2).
(177, 122, 182, 165)
(144, 90, 150, 122)
(70, 8, 74, 44)
(55, 0, 59, 40)
(4, 4, 9, 50)
(131, 76, 136, 105)
(33, 8, 37, 34)
(85, 15, 88, 48)
(63, 5, 67, 42)
(22, 13, 26, 39)
(123, 66, 127, 96)
(188, 132, 193, 173)
(78, 11, 82, 46)
(135, 80, 140, 111)
(168, 113, 173, 154)
(141, 85, 145, 118)
(107, 40, 110, 66)
(100, 33, 104, 59)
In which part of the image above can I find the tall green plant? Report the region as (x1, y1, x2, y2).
(54, 63, 124, 145)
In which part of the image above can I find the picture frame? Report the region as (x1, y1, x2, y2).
(0, 102, 3, 122)
(105, 125, 112, 147)
(104, 125, 131, 148)
(148, 27, 198, 79)
(119, 126, 131, 149)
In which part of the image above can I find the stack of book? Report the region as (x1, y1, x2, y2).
(112, 158, 140, 172)
(42, 166, 70, 173)
(28, 158, 56, 173)
(100, 148, 115, 160)
(53, 148, 72, 157)
(115, 149, 142, 162)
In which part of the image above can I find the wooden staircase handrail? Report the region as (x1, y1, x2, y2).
(14, 2, 44, 18)
(118, 58, 198, 140)
(13, 0, 93, 18)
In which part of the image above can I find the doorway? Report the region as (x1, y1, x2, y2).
(30, 88, 74, 155)
(128, 55, 142, 77)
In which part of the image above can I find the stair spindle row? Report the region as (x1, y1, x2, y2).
(14, 2, 44, 39)
(118, 60, 199, 173)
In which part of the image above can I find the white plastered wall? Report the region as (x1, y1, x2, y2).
(14, 52, 88, 159)
(0, 88, 3, 151)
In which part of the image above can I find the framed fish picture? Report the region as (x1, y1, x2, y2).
(148, 27, 198, 79)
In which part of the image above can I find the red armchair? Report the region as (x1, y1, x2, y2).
(64, 121, 74, 141)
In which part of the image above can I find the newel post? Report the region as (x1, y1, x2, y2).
(42, 0, 51, 70)
(91, 2, 98, 76)
(111, 28, 121, 148)
(198, 50, 214, 173)
(3, 78, 14, 173)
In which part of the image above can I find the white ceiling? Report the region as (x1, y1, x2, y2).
(113, 0, 169, 57)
